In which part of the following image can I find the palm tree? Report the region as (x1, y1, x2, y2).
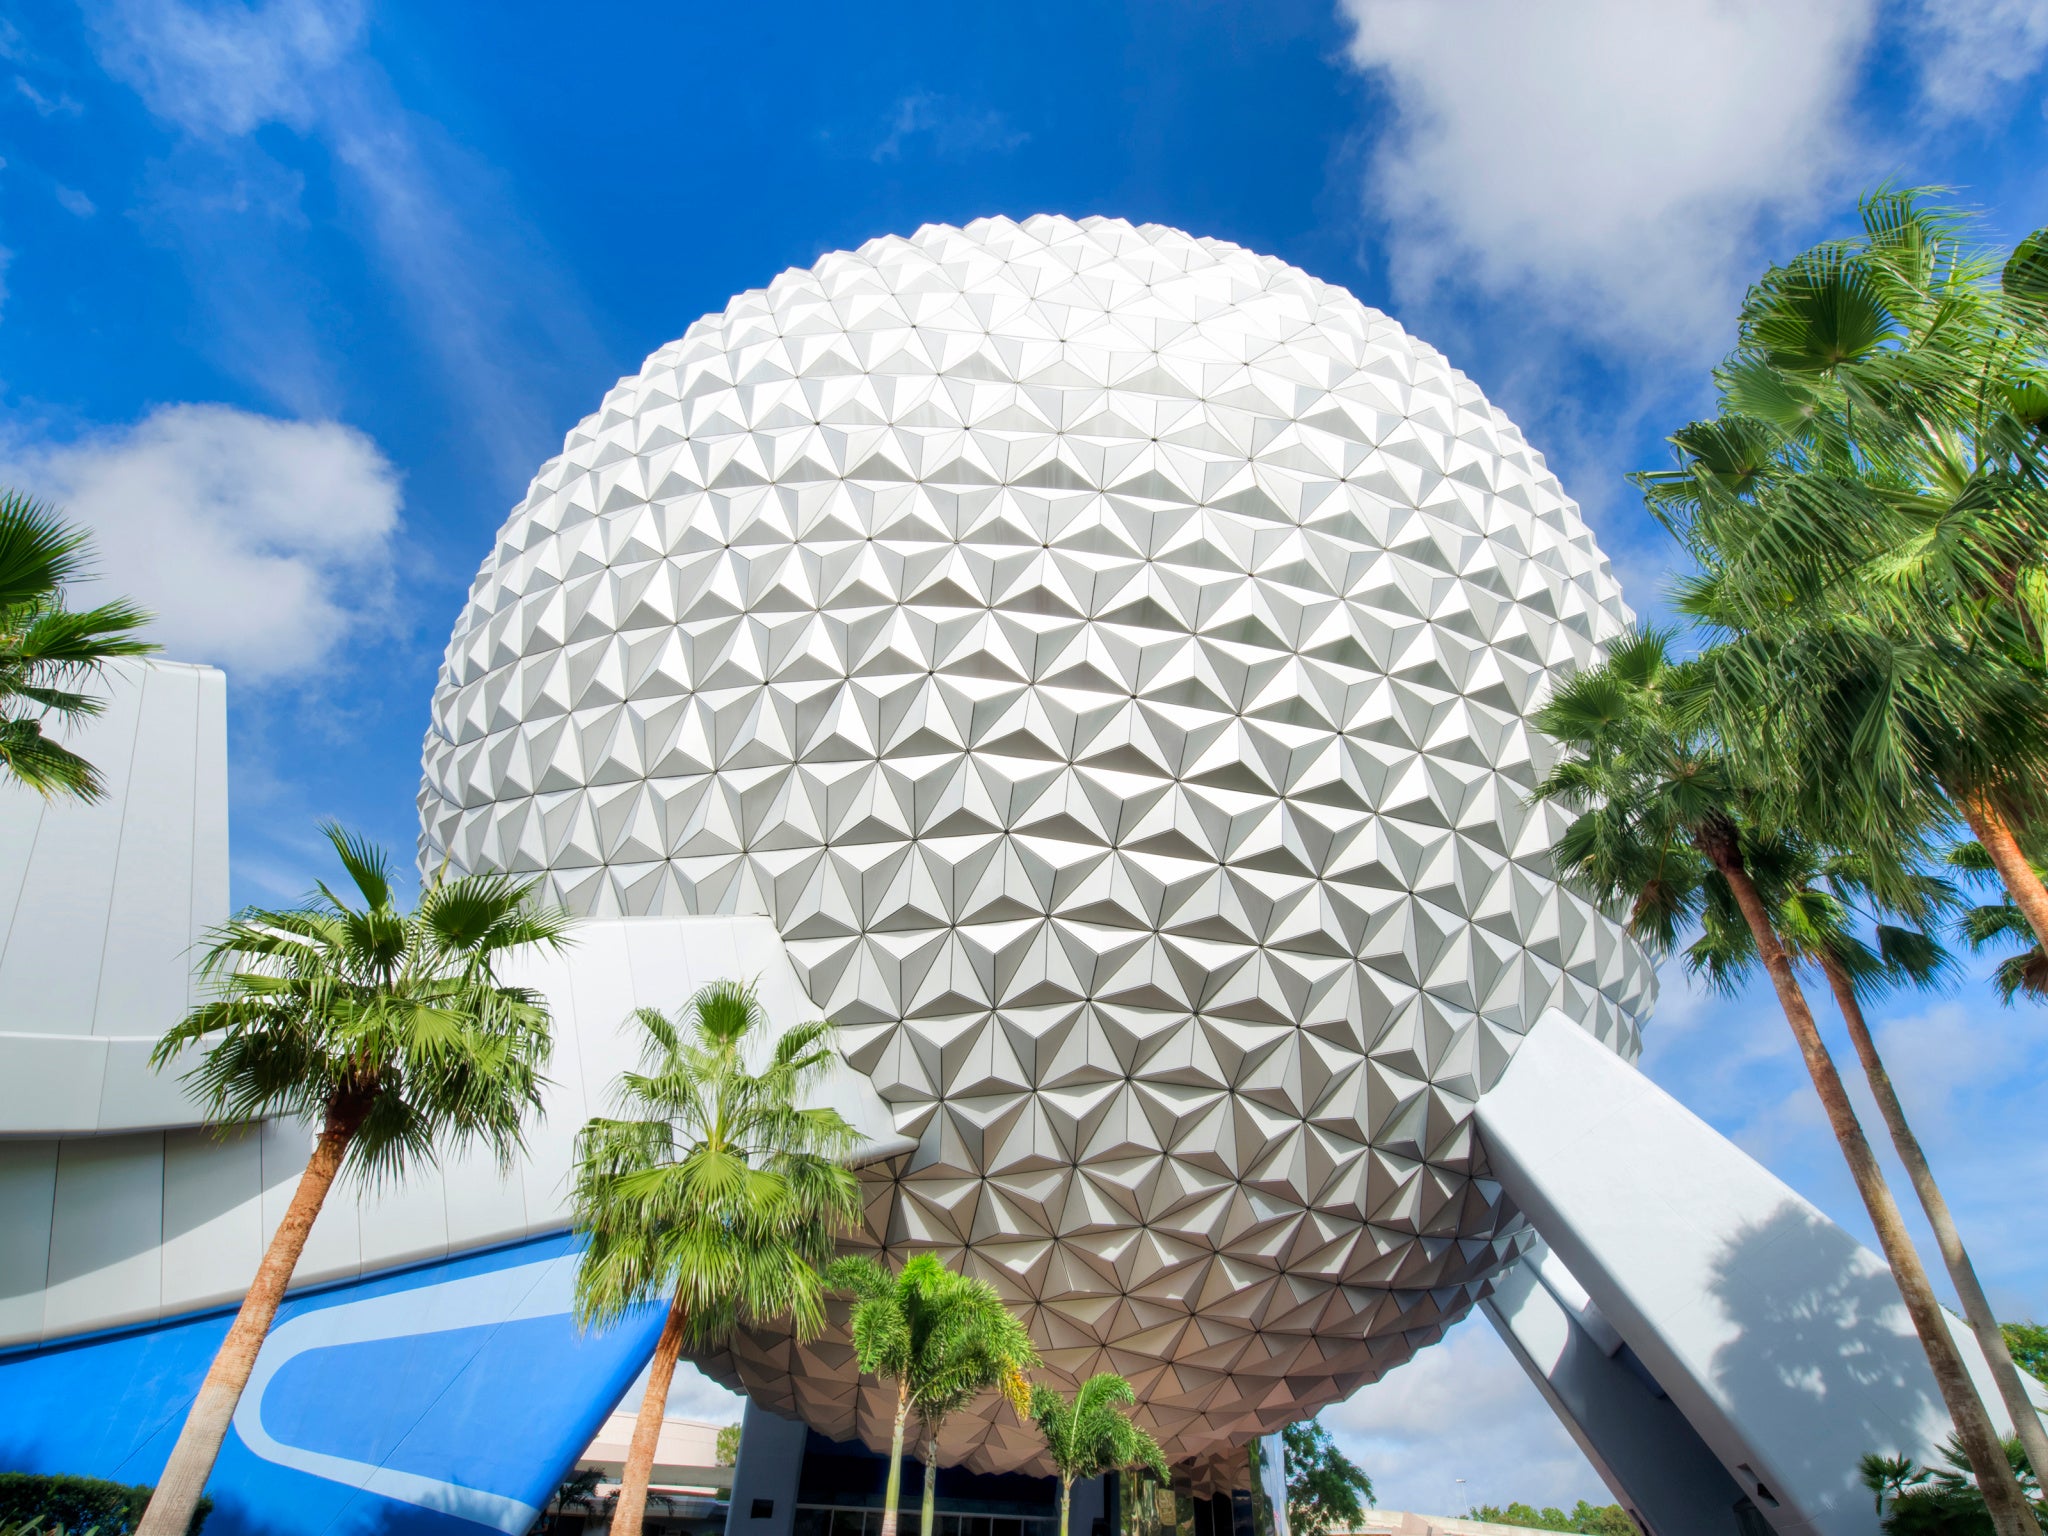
(1641, 191, 2048, 958)
(1027, 1375, 1165, 1536)
(1952, 841, 2048, 1003)
(0, 490, 152, 799)
(1531, 632, 2039, 1536)
(828, 1253, 1040, 1536)
(571, 981, 862, 1536)
(137, 824, 572, 1536)
(1686, 838, 2048, 1480)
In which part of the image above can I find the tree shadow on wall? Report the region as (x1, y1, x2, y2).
(1706, 1202, 1940, 1512)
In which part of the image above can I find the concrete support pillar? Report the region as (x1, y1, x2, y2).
(1482, 1244, 1750, 1536)
(1475, 1011, 2045, 1536)
(729, 1400, 808, 1536)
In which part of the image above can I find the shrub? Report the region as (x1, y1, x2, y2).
(1860, 1436, 2044, 1536)
(0, 1474, 211, 1536)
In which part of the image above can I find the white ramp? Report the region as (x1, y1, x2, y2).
(1476, 1010, 2042, 1536)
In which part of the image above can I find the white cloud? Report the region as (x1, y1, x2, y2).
(54, 185, 93, 217)
(1322, 1315, 1606, 1515)
(9, 403, 401, 680)
(663, 1363, 746, 1426)
(85, 0, 359, 137)
(1338, 0, 1878, 355)
(1901, 0, 2048, 120)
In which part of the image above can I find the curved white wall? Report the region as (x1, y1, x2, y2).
(0, 657, 227, 1136)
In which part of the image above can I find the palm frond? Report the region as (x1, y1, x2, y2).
(569, 980, 863, 1336)
(155, 827, 568, 1184)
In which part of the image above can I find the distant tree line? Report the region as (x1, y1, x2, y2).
(1468, 1502, 1633, 1536)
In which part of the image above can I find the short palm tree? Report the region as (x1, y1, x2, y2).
(572, 981, 862, 1536)
(137, 824, 571, 1536)
(829, 1253, 1040, 1536)
(1531, 631, 2038, 1536)
(0, 490, 152, 799)
(1028, 1375, 1165, 1536)
(1686, 839, 2048, 1479)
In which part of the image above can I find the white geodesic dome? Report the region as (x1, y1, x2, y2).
(419, 215, 1654, 1475)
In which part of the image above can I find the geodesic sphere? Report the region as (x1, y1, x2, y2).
(418, 215, 1655, 1473)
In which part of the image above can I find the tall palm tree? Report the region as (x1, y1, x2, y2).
(1027, 1375, 1165, 1536)
(0, 490, 152, 799)
(1686, 839, 2048, 1479)
(572, 981, 862, 1536)
(829, 1253, 1040, 1536)
(1641, 191, 2048, 955)
(137, 824, 571, 1536)
(1531, 632, 2039, 1536)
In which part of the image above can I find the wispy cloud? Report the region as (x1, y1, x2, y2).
(81, 0, 598, 476)
(12, 74, 82, 118)
(1901, 0, 2048, 121)
(85, 0, 356, 136)
(7, 403, 402, 681)
(873, 91, 1028, 162)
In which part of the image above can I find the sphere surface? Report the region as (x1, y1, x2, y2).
(419, 216, 1654, 1472)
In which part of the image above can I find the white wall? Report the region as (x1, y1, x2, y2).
(0, 658, 227, 1136)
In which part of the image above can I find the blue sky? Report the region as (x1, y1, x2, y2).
(7, 0, 2048, 1512)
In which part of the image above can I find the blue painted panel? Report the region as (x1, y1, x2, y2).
(0, 1233, 666, 1536)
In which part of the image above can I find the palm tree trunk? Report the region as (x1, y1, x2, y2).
(1817, 951, 2048, 1478)
(1698, 825, 2037, 1536)
(136, 1112, 354, 1536)
(1059, 1476, 1072, 1536)
(613, 1288, 689, 1536)
(921, 1432, 940, 1536)
(1957, 788, 2048, 954)
(880, 1388, 910, 1536)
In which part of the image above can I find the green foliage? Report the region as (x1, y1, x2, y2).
(1951, 843, 2048, 1004)
(1859, 1435, 2045, 1535)
(1527, 627, 1744, 956)
(1280, 1420, 1373, 1536)
(826, 1252, 1040, 1429)
(1468, 1501, 1631, 1536)
(1639, 189, 2048, 869)
(151, 823, 572, 1184)
(1029, 1374, 1166, 1491)
(571, 979, 862, 1347)
(715, 1424, 742, 1467)
(1684, 834, 1958, 1008)
(1567, 1505, 1636, 1536)
(0, 489, 154, 800)
(0, 1473, 209, 1536)
(2004, 1323, 2048, 1385)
